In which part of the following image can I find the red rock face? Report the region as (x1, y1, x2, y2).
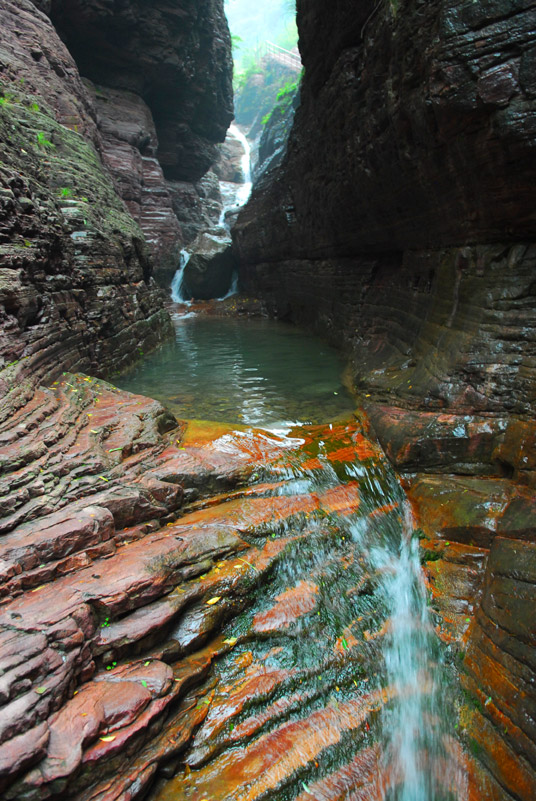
(91, 83, 185, 279)
(49, 0, 234, 181)
(0, 397, 411, 800)
(0, 374, 532, 799)
(231, 2, 536, 795)
(0, 0, 234, 395)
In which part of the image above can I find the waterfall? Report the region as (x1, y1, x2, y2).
(218, 123, 253, 229)
(230, 122, 252, 205)
(345, 462, 465, 801)
(170, 124, 252, 301)
(170, 249, 191, 303)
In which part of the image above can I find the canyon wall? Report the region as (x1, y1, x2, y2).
(233, 1, 536, 797)
(0, 0, 233, 419)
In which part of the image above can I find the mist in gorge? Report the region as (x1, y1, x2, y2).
(224, 0, 298, 69)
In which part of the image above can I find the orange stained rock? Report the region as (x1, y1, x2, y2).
(190, 669, 293, 747)
(352, 433, 380, 461)
(229, 687, 313, 741)
(156, 691, 386, 801)
(253, 580, 319, 633)
(234, 652, 254, 670)
(176, 493, 320, 532)
(369, 502, 399, 519)
(325, 437, 377, 465)
(181, 419, 249, 446)
(463, 643, 530, 743)
(301, 456, 324, 471)
(460, 711, 536, 801)
(320, 483, 360, 515)
(294, 746, 381, 801)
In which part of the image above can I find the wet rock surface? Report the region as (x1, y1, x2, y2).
(0, 0, 173, 406)
(183, 232, 235, 300)
(0, 381, 399, 800)
(0, 369, 533, 799)
(231, 1, 536, 796)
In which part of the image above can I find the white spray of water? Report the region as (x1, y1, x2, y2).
(170, 249, 192, 303)
(171, 125, 252, 300)
(344, 463, 465, 801)
(218, 124, 252, 229)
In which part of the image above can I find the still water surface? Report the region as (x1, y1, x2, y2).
(116, 315, 355, 427)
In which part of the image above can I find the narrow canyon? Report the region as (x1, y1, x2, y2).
(0, 1, 534, 801)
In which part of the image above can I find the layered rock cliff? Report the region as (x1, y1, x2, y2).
(0, 0, 233, 418)
(233, 1, 536, 798)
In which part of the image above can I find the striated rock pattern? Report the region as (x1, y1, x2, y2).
(233, 1, 536, 797)
(89, 83, 184, 281)
(0, 0, 172, 417)
(44, 0, 234, 277)
(168, 171, 223, 247)
(237, 0, 536, 260)
(49, 0, 234, 183)
(0, 378, 388, 800)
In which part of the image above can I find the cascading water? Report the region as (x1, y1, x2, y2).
(217, 124, 252, 233)
(171, 124, 252, 303)
(346, 462, 465, 801)
(153, 415, 466, 801)
(230, 123, 253, 207)
(170, 249, 192, 303)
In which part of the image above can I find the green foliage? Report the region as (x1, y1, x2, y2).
(262, 78, 299, 125)
(0, 92, 16, 107)
(231, 34, 243, 51)
(276, 79, 298, 102)
(29, 102, 40, 112)
(36, 131, 54, 150)
(59, 187, 73, 198)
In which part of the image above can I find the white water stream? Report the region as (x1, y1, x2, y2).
(171, 124, 252, 303)
(345, 462, 466, 801)
(170, 249, 192, 304)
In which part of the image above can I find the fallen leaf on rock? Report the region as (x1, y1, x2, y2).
(223, 637, 237, 645)
(207, 597, 221, 605)
(35, 687, 47, 694)
(99, 735, 116, 742)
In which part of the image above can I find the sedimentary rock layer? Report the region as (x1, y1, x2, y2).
(233, 2, 536, 797)
(49, 0, 234, 183)
(0, 0, 174, 414)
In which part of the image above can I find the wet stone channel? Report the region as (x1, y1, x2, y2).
(115, 314, 466, 801)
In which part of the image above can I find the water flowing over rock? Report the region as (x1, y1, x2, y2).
(0, 383, 479, 800)
(232, 1, 536, 798)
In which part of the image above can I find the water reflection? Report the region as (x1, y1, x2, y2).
(115, 316, 355, 427)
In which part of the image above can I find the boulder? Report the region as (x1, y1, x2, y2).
(213, 130, 246, 183)
(183, 232, 236, 299)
